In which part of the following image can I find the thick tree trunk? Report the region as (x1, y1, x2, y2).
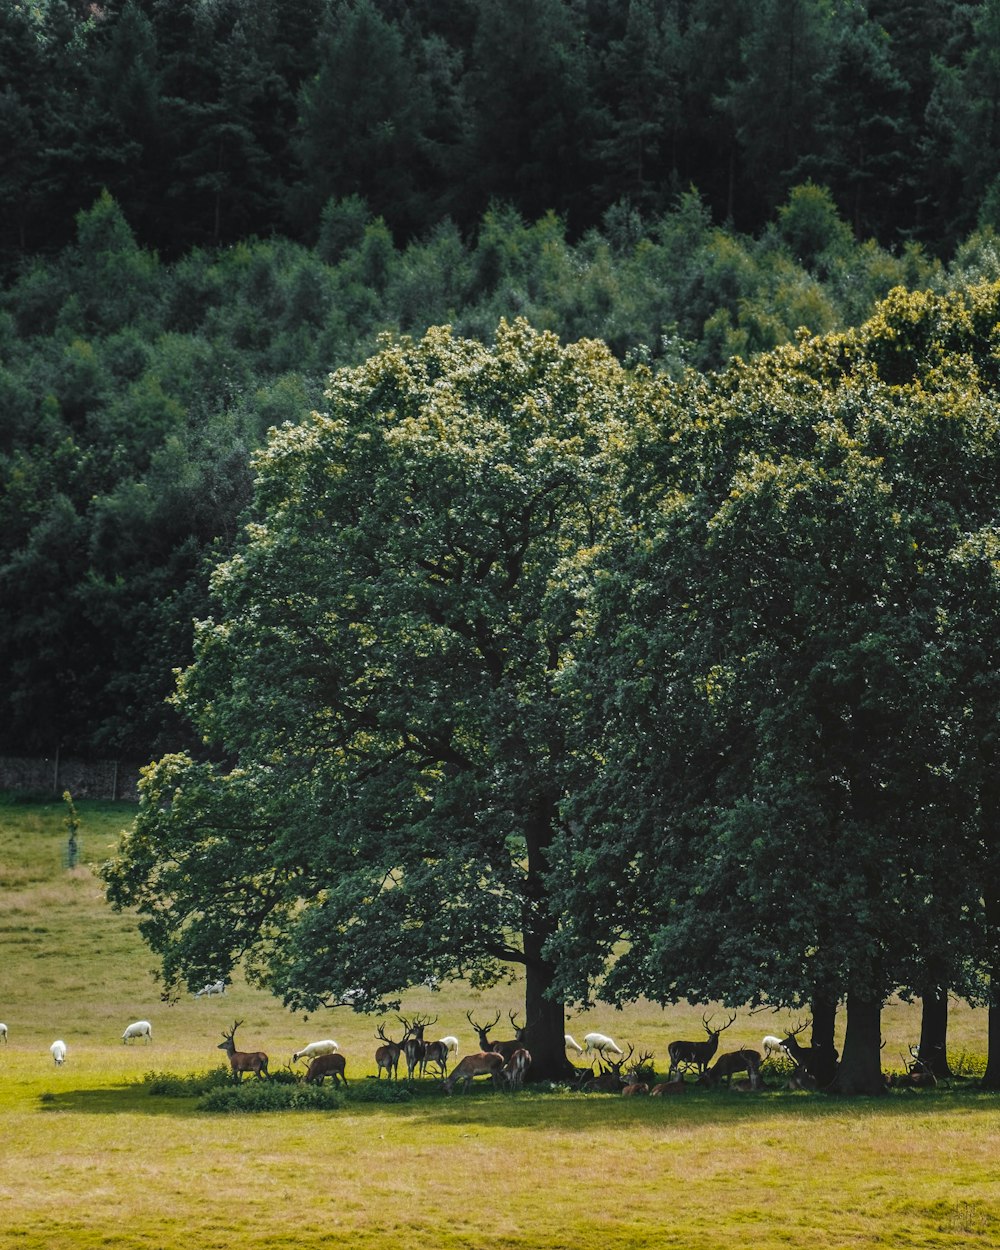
(522, 958, 576, 1082)
(982, 973, 1000, 1090)
(830, 990, 886, 1096)
(809, 990, 839, 1087)
(917, 985, 953, 1078)
(520, 794, 577, 1083)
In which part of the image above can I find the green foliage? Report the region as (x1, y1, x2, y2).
(197, 1080, 346, 1113)
(143, 1068, 233, 1097)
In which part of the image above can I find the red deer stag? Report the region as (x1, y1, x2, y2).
(698, 1049, 762, 1089)
(667, 1012, 736, 1079)
(442, 1051, 506, 1094)
(305, 1052, 347, 1086)
(375, 1024, 404, 1080)
(781, 1021, 839, 1088)
(466, 1010, 525, 1063)
(887, 1045, 937, 1089)
(217, 1020, 269, 1081)
(582, 1044, 634, 1093)
(399, 1013, 437, 1080)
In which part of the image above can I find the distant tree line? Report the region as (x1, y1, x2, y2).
(4, 0, 1000, 273)
(6, 186, 1000, 760)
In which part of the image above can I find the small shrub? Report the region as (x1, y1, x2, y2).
(142, 1067, 232, 1097)
(198, 1080, 345, 1113)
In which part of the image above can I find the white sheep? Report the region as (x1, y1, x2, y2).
(582, 1031, 625, 1060)
(0, 1022, 7, 1044)
(194, 979, 226, 997)
(122, 1020, 152, 1044)
(564, 1033, 584, 1055)
(292, 1039, 340, 1063)
(50, 1040, 67, 1065)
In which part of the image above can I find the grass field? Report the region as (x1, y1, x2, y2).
(2, 793, 999, 1249)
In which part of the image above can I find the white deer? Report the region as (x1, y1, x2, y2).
(583, 1031, 625, 1060)
(292, 1039, 340, 1063)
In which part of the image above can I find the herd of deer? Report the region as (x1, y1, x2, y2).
(215, 1009, 867, 1095)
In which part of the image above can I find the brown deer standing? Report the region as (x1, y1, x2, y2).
(442, 1052, 506, 1094)
(667, 1012, 736, 1079)
(217, 1020, 269, 1081)
(305, 1052, 347, 1086)
(466, 1010, 525, 1063)
(503, 1047, 531, 1090)
(375, 1024, 404, 1080)
(781, 1021, 839, 1087)
(398, 1013, 436, 1080)
(698, 1049, 762, 1089)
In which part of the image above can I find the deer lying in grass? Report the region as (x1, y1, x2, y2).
(442, 1051, 505, 1094)
(217, 1020, 269, 1081)
(622, 1082, 649, 1096)
(650, 1080, 686, 1095)
(582, 1044, 634, 1093)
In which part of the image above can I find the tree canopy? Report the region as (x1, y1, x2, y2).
(547, 283, 1000, 1092)
(104, 319, 643, 1077)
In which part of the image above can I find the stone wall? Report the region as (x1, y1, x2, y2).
(0, 755, 140, 802)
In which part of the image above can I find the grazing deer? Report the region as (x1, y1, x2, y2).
(582, 1044, 634, 1093)
(504, 1047, 531, 1090)
(442, 1051, 506, 1094)
(667, 1011, 736, 1079)
(466, 1010, 525, 1063)
(698, 1049, 762, 1089)
(582, 1031, 625, 1060)
(305, 1052, 347, 1086)
(781, 1021, 838, 1087)
(375, 1024, 404, 1080)
(217, 1020, 269, 1081)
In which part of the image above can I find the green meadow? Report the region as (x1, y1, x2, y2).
(1, 795, 998, 1250)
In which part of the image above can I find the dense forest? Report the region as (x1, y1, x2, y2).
(5, 0, 1000, 266)
(4, 0, 1000, 762)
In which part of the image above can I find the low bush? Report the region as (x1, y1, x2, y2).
(198, 1080, 345, 1113)
(142, 1068, 232, 1097)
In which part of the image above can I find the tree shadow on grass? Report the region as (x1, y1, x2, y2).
(36, 1077, 997, 1126)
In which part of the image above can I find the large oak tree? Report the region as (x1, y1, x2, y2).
(104, 319, 642, 1078)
